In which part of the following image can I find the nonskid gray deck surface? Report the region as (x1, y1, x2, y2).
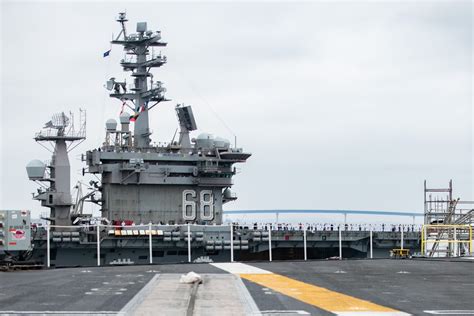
(249, 259, 474, 315)
(0, 259, 472, 315)
(0, 264, 225, 314)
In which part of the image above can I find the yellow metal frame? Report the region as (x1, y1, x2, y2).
(421, 224, 473, 255)
(391, 248, 410, 258)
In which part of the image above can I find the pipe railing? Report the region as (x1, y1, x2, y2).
(42, 222, 413, 268)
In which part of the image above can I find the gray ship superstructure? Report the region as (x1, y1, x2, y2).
(87, 13, 250, 225)
(1, 13, 440, 268)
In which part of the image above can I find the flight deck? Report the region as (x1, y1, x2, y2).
(0, 259, 472, 315)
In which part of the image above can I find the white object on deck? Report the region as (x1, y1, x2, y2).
(179, 271, 202, 284)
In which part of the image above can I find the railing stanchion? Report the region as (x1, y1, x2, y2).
(338, 225, 342, 260)
(46, 224, 50, 268)
(369, 227, 373, 259)
(453, 227, 457, 257)
(268, 227, 272, 262)
(230, 222, 234, 262)
(96, 222, 101, 266)
(401, 226, 404, 250)
(149, 222, 153, 264)
(187, 223, 191, 263)
(303, 224, 307, 261)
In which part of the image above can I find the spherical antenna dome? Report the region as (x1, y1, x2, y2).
(197, 133, 214, 140)
(196, 133, 215, 149)
(106, 118, 117, 131)
(120, 112, 131, 124)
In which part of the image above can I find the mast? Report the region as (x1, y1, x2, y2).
(107, 12, 168, 148)
(26, 111, 86, 227)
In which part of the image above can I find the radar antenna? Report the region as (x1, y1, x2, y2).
(115, 12, 128, 40)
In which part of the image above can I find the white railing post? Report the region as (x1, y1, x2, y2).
(303, 224, 307, 261)
(187, 223, 191, 263)
(268, 227, 272, 262)
(149, 222, 153, 264)
(401, 226, 404, 250)
(230, 222, 234, 262)
(369, 226, 373, 259)
(96, 222, 101, 267)
(453, 227, 457, 257)
(46, 224, 50, 268)
(338, 225, 342, 260)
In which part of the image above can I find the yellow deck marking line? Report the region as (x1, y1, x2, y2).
(210, 263, 409, 315)
(240, 273, 402, 314)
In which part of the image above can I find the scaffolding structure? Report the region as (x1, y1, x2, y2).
(423, 180, 474, 257)
(422, 224, 472, 257)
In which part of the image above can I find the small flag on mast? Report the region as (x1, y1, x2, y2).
(129, 103, 146, 122)
(103, 49, 111, 57)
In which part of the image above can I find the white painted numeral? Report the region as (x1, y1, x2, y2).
(182, 190, 196, 220)
(200, 190, 214, 221)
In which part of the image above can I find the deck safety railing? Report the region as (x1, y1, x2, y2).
(43, 223, 415, 268)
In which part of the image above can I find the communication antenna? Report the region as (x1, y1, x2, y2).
(115, 12, 128, 40)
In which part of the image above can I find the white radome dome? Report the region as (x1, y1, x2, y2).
(106, 118, 117, 131)
(196, 133, 215, 149)
(120, 112, 131, 124)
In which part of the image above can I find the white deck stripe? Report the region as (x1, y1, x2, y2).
(210, 262, 272, 274)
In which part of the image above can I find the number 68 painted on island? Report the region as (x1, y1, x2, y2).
(182, 190, 214, 221)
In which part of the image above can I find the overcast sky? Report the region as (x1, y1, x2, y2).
(1, 1, 472, 224)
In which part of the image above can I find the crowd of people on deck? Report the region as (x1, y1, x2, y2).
(231, 222, 422, 232)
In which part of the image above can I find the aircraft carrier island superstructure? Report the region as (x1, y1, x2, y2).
(86, 12, 249, 226)
(0, 13, 438, 268)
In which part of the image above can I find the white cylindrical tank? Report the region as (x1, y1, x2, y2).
(120, 112, 130, 132)
(26, 159, 46, 180)
(120, 112, 130, 124)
